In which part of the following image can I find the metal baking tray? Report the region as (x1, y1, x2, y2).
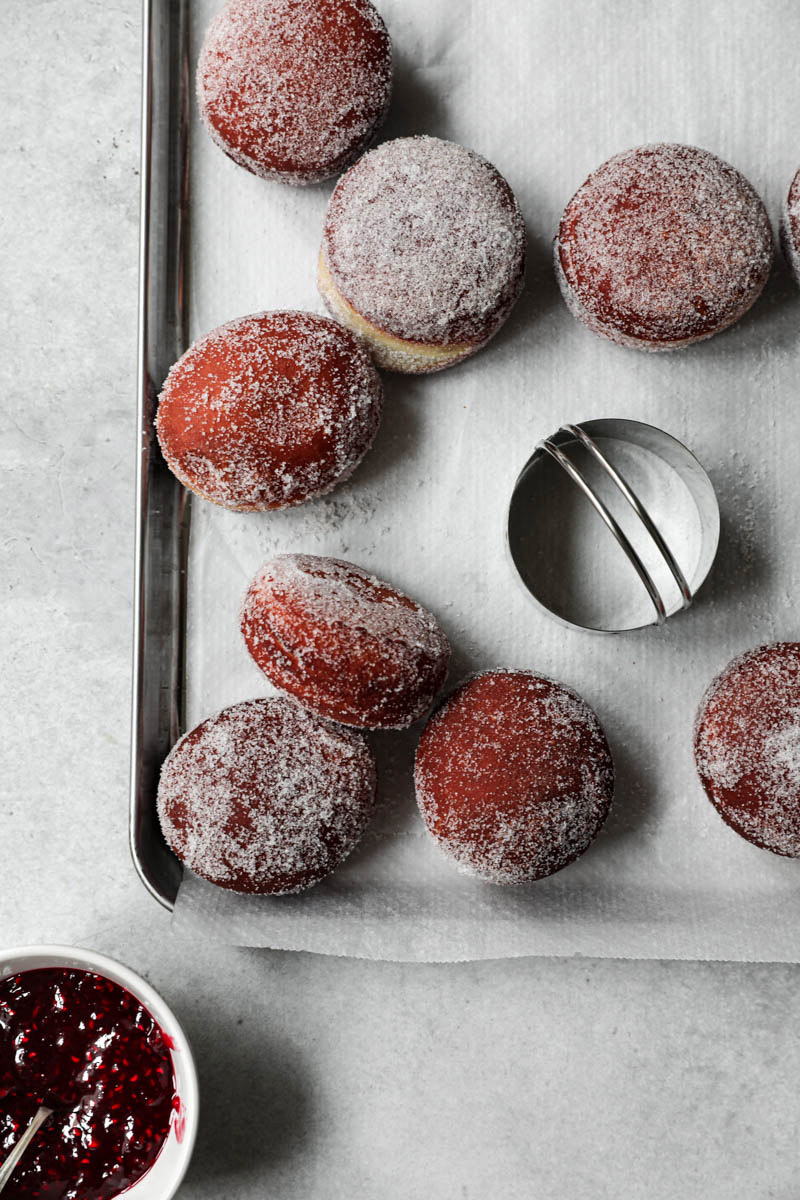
(129, 0, 190, 909)
(130, 0, 800, 966)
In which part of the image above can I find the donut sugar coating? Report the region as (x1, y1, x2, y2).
(196, 0, 392, 186)
(155, 311, 382, 512)
(694, 642, 800, 857)
(781, 169, 800, 284)
(318, 135, 526, 373)
(555, 143, 773, 351)
(241, 553, 451, 728)
(157, 696, 377, 894)
(415, 670, 614, 884)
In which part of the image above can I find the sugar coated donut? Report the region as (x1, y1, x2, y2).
(242, 553, 451, 728)
(415, 670, 614, 884)
(781, 169, 800, 284)
(694, 642, 800, 857)
(318, 136, 526, 372)
(155, 311, 382, 511)
(157, 696, 377, 894)
(197, 0, 392, 185)
(555, 143, 773, 351)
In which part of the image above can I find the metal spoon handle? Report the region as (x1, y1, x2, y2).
(0, 1105, 53, 1193)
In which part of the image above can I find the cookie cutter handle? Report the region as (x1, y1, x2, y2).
(539, 436, 669, 625)
(562, 423, 693, 610)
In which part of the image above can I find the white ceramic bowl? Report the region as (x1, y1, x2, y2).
(0, 944, 199, 1200)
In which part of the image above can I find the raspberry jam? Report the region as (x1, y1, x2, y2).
(0, 968, 176, 1200)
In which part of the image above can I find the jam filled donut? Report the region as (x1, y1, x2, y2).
(781, 169, 800, 284)
(555, 143, 773, 351)
(242, 553, 451, 728)
(155, 311, 382, 511)
(415, 670, 614, 884)
(694, 642, 800, 857)
(157, 697, 377, 894)
(318, 136, 526, 372)
(197, 0, 392, 185)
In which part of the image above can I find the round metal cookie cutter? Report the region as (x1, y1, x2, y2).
(507, 418, 720, 634)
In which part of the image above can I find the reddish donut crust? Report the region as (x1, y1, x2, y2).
(320, 136, 526, 360)
(157, 697, 377, 894)
(694, 642, 800, 858)
(155, 311, 382, 512)
(241, 553, 451, 729)
(197, 0, 392, 185)
(415, 670, 614, 884)
(781, 169, 800, 284)
(555, 143, 773, 351)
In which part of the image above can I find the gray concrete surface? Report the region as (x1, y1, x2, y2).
(1, 3, 799, 1197)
